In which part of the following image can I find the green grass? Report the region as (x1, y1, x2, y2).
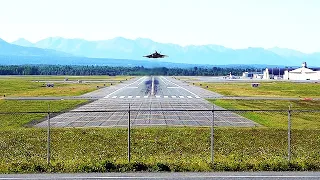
(196, 82, 320, 98)
(0, 75, 133, 81)
(0, 76, 133, 97)
(0, 127, 319, 173)
(209, 99, 320, 129)
(0, 100, 88, 129)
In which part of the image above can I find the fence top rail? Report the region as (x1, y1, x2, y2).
(0, 109, 319, 114)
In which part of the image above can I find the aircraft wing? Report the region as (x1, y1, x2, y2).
(159, 54, 168, 58)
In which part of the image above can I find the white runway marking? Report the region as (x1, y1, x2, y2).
(172, 96, 177, 98)
(137, 76, 147, 86)
(187, 96, 193, 98)
(144, 96, 148, 98)
(167, 87, 180, 89)
(164, 96, 168, 98)
(179, 96, 184, 98)
(159, 76, 168, 85)
(112, 96, 117, 98)
(156, 95, 161, 98)
(128, 96, 133, 98)
(126, 87, 138, 89)
(195, 96, 201, 98)
(136, 96, 140, 98)
(103, 76, 146, 98)
(162, 77, 199, 97)
(119, 96, 125, 99)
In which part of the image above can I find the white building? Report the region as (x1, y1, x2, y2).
(283, 62, 320, 80)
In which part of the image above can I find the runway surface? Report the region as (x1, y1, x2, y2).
(36, 76, 258, 128)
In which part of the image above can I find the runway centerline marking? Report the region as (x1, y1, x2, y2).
(136, 96, 140, 98)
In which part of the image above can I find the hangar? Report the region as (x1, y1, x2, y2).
(283, 62, 320, 80)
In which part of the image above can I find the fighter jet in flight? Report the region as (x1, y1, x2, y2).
(143, 51, 168, 58)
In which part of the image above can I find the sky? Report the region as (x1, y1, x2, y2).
(0, 0, 320, 53)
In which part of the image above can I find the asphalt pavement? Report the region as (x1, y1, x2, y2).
(35, 76, 258, 128)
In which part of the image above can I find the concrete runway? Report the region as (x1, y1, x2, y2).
(36, 76, 258, 128)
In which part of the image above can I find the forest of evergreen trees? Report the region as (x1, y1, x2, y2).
(0, 65, 255, 76)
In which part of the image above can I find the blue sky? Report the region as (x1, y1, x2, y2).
(0, 0, 319, 53)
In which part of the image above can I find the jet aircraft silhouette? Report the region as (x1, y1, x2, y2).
(143, 51, 168, 58)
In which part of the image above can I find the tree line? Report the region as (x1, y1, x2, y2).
(0, 65, 255, 76)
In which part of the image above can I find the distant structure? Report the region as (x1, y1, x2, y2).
(242, 70, 264, 79)
(242, 62, 320, 80)
(228, 72, 237, 79)
(283, 62, 320, 80)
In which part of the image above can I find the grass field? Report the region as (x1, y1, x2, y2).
(0, 76, 133, 97)
(1, 76, 320, 172)
(0, 75, 133, 80)
(209, 99, 320, 129)
(195, 82, 320, 98)
(0, 127, 319, 173)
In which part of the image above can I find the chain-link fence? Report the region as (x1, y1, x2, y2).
(0, 108, 320, 171)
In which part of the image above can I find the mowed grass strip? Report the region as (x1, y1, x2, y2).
(0, 127, 319, 172)
(0, 100, 88, 129)
(209, 99, 320, 129)
(196, 82, 320, 98)
(0, 75, 133, 81)
(0, 76, 133, 97)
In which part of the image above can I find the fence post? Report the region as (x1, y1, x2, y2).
(47, 104, 51, 165)
(288, 104, 292, 162)
(211, 105, 215, 163)
(128, 103, 131, 163)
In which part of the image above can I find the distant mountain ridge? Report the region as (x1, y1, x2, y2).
(7, 37, 320, 66)
(0, 38, 71, 57)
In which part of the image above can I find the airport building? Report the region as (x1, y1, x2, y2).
(283, 62, 320, 80)
(242, 68, 286, 79)
(242, 62, 320, 80)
